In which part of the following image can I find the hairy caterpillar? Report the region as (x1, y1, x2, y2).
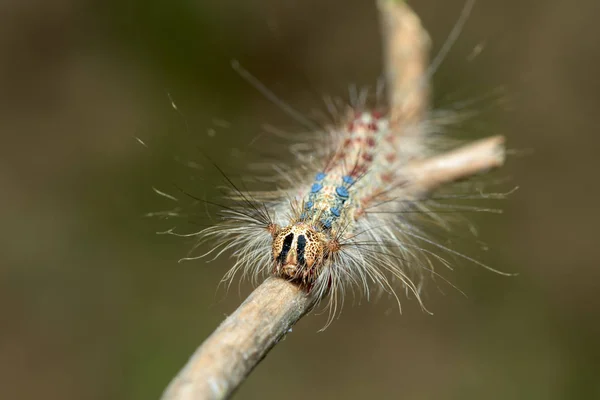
(151, 0, 512, 326)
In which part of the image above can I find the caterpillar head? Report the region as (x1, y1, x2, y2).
(271, 223, 326, 286)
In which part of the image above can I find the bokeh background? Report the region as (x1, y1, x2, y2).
(2, 0, 599, 399)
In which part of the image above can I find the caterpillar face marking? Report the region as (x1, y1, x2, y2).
(272, 223, 327, 286)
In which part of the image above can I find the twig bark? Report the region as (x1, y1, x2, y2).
(409, 135, 505, 194)
(161, 278, 314, 400)
(378, 0, 430, 126)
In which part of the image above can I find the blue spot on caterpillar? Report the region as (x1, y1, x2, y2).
(335, 186, 349, 198)
(311, 183, 323, 193)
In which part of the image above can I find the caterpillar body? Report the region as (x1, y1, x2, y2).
(268, 110, 421, 295)
(155, 0, 510, 325)
(193, 103, 477, 322)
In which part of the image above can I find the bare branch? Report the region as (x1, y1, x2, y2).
(161, 278, 314, 400)
(409, 135, 506, 194)
(378, 0, 430, 127)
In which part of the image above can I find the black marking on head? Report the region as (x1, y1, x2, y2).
(296, 234, 307, 267)
(277, 233, 294, 264)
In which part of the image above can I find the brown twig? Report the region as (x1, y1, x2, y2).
(160, 2, 505, 399)
(378, 0, 430, 127)
(409, 135, 506, 194)
(161, 278, 314, 400)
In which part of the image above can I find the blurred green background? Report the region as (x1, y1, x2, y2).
(1, 0, 599, 399)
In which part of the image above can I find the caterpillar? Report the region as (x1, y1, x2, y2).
(151, 0, 512, 326)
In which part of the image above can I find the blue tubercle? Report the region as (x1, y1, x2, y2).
(330, 207, 340, 217)
(315, 172, 326, 181)
(305, 201, 314, 210)
(336, 186, 349, 198)
(311, 183, 323, 193)
(342, 175, 354, 185)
